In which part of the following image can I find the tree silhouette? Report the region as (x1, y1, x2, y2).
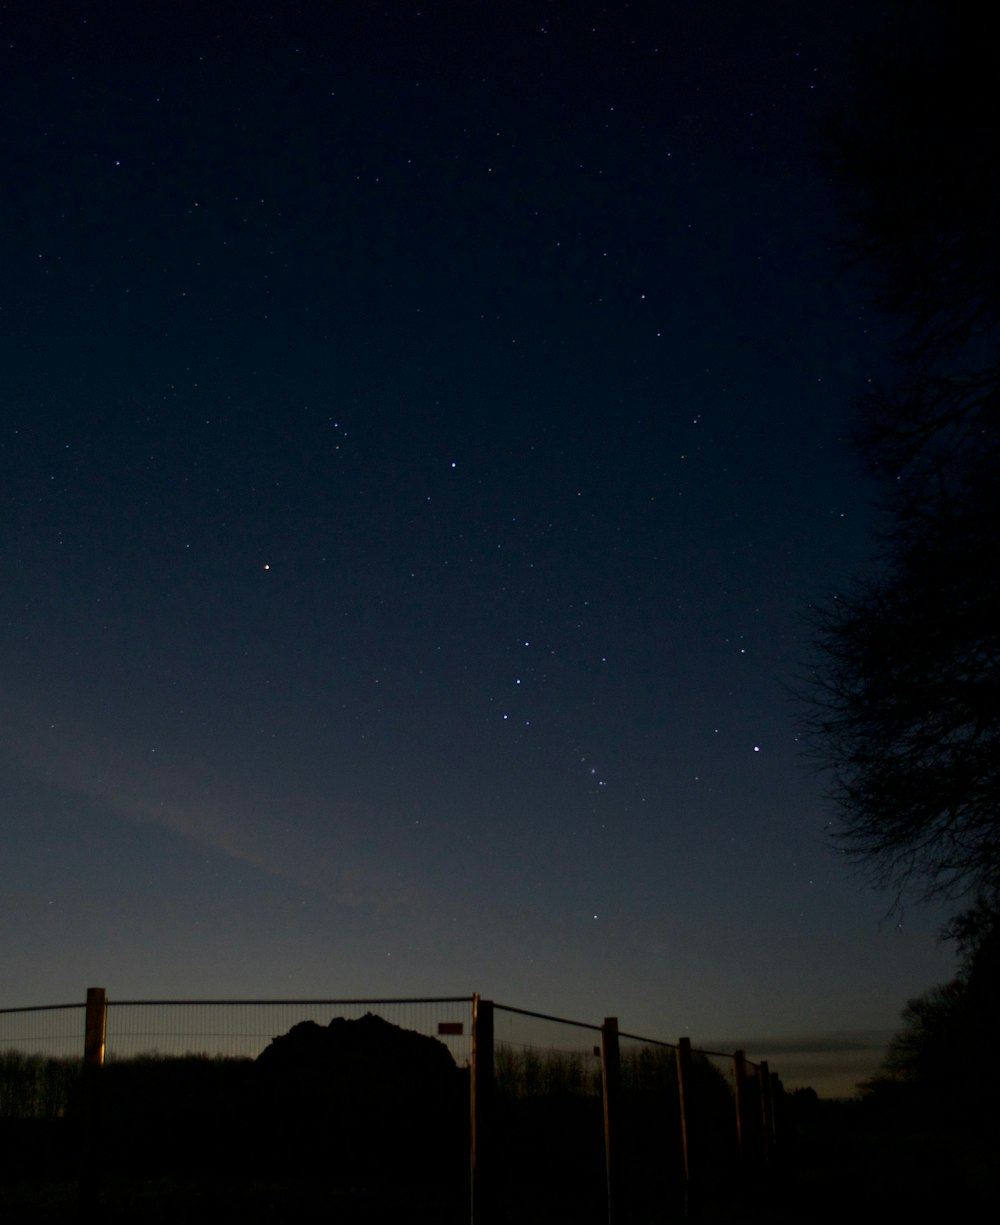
(805, 0, 1000, 916)
(865, 907, 1000, 1130)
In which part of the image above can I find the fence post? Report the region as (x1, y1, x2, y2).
(676, 1036, 696, 1217)
(471, 994, 494, 1225)
(758, 1060, 773, 1167)
(601, 1016, 621, 1225)
(733, 1049, 753, 1165)
(769, 1072, 783, 1153)
(84, 988, 107, 1069)
(80, 987, 107, 1221)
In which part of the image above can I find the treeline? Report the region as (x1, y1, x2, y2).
(0, 1050, 81, 1119)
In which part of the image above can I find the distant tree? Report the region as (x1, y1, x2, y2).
(881, 980, 968, 1088)
(805, 0, 1000, 920)
(865, 910, 1000, 1123)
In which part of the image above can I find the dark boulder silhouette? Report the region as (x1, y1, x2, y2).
(256, 1012, 460, 1087)
(252, 1013, 469, 1184)
(83, 1014, 468, 1203)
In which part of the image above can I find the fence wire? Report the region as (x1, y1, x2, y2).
(2, 992, 785, 1224)
(103, 996, 474, 1066)
(493, 1004, 603, 1100)
(614, 1034, 686, 1220)
(0, 1004, 86, 1059)
(491, 1005, 606, 1224)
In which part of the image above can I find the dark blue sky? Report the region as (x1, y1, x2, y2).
(1, 1, 954, 1094)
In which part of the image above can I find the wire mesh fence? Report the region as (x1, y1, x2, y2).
(2, 994, 478, 1222)
(733, 1051, 771, 1172)
(0, 1004, 86, 1059)
(615, 1032, 685, 1219)
(490, 1005, 607, 1224)
(1, 991, 783, 1224)
(687, 1046, 742, 1200)
(493, 1003, 604, 1098)
(103, 996, 474, 1066)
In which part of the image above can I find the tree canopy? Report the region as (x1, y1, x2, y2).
(805, 1, 1000, 915)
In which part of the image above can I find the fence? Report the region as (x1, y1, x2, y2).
(1, 989, 781, 1223)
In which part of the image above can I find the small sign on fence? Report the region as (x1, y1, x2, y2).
(438, 1021, 464, 1035)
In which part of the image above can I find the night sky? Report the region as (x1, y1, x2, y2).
(1, 1, 956, 1094)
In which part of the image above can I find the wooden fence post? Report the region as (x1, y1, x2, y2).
(471, 994, 494, 1225)
(676, 1036, 695, 1216)
(84, 988, 107, 1069)
(758, 1060, 773, 1167)
(601, 1016, 621, 1225)
(733, 1049, 751, 1164)
(767, 1070, 783, 1159)
(80, 987, 107, 1221)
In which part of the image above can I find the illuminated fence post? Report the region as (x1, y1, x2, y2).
(471, 994, 494, 1225)
(80, 987, 107, 1220)
(600, 1016, 621, 1225)
(83, 988, 106, 1069)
